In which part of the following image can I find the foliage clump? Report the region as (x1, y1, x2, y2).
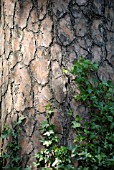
(70, 57, 114, 169)
(0, 116, 26, 169)
(33, 104, 74, 170)
(34, 57, 114, 169)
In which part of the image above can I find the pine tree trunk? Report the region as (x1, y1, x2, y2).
(0, 0, 114, 168)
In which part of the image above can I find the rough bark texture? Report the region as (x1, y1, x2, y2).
(0, 0, 114, 168)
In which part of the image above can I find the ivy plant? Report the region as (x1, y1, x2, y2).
(34, 57, 114, 170)
(70, 57, 114, 169)
(0, 116, 26, 169)
(0, 57, 113, 170)
(33, 103, 74, 170)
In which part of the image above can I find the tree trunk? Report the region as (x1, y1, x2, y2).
(0, 0, 114, 168)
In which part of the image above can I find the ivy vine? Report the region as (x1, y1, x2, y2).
(0, 57, 114, 170)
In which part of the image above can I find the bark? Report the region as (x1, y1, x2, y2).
(0, 0, 114, 168)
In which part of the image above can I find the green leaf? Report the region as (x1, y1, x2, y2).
(68, 109, 73, 116)
(15, 116, 26, 126)
(72, 121, 81, 128)
(107, 116, 113, 122)
(92, 62, 98, 70)
(62, 68, 68, 75)
(87, 88, 93, 94)
(75, 115, 81, 121)
(41, 120, 49, 129)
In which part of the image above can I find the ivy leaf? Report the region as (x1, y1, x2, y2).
(41, 120, 49, 128)
(107, 116, 113, 122)
(42, 140, 52, 147)
(75, 115, 81, 121)
(111, 122, 114, 129)
(52, 158, 60, 167)
(68, 109, 73, 116)
(72, 121, 81, 128)
(15, 116, 26, 126)
(87, 88, 93, 94)
(92, 62, 98, 70)
(43, 130, 54, 136)
(62, 68, 68, 75)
